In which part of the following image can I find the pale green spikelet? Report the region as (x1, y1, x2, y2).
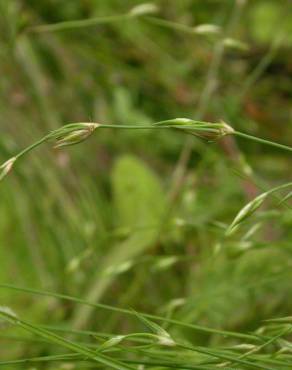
(153, 118, 234, 141)
(0, 157, 17, 181)
(52, 122, 100, 148)
(97, 335, 126, 352)
(226, 192, 268, 236)
(0, 306, 18, 328)
(129, 3, 159, 17)
(223, 37, 249, 51)
(193, 24, 221, 35)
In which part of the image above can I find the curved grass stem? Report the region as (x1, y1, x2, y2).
(234, 131, 292, 154)
(1, 121, 292, 184)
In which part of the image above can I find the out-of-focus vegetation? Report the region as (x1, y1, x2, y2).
(1, 0, 292, 369)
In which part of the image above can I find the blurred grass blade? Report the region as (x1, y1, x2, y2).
(226, 192, 268, 235)
(0, 310, 135, 370)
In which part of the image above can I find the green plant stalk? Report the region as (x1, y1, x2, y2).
(0, 311, 135, 370)
(226, 181, 292, 235)
(27, 14, 131, 33)
(0, 353, 236, 370)
(234, 131, 292, 153)
(0, 119, 227, 181)
(0, 283, 264, 342)
(266, 181, 292, 195)
(224, 325, 292, 369)
(1, 332, 279, 369)
(145, 16, 197, 35)
(2, 321, 289, 369)
(27, 13, 207, 36)
(6, 121, 292, 160)
(14, 134, 51, 161)
(0, 354, 78, 367)
(168, 0, 247, 206)
(1, 121, 292, 183)
(99, 124, 221, 131)
(178, 343, 274, 370)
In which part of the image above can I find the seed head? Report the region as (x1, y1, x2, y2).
(193, 24, 221, 35)
(0, 157, 17, 181)
(157, 334, 176, 347)
(0, 306, 17, 319)
(154, 118, 234, 141)
(52, 122, 99, 148)
(223, 37, 249, 51)
(129, 3, 159, 17)
(0, 306, 18, 327)
(220, 121, 235, 135)
(104, 260, 133, 276)
(197, 120, 234, 140)
(226, 192, 268, 235)
(98, 335, 125, 351)
(264, 316, 292, 324)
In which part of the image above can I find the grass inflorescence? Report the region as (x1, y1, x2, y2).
(1, 118, 291, 183)
(1, 1, 292, 369)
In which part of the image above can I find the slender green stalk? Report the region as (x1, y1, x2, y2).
(226, 181, 292, 235)
(1, 119, 292, 190)
(178, 343, 274, 370)
(0, 119, 231, 182)
(0, 311, 135, 370)
(1, 119, 292, 186)
(0, 283, 263, 342)
(145, 16, 198, 35)
(224, 325, 292, 368)
(14, 134, 51, 160)
(27, 12, 217, 36)
(98, 124, 223, 133)
(234, 131, 292, 153)
(168, 0, 247, 205)
(0, 355, 235, 370)
(27, 14, 131, 33)
(0, 354, 78, 367)
(267, 181, 292, 195)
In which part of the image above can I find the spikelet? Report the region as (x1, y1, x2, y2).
(226, 192, 268, 235)
(153, 118, 234, 141)
(193, 24, 221, 35)
(51, 123, 99, 148)
(129, 3, 159, 17)
(0, 157, 16, 181)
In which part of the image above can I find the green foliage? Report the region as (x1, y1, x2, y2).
(112, 155, 165, 230)
(1, 0, 292, 369)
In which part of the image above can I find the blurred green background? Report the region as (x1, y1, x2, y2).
(0, 0, 292, 365)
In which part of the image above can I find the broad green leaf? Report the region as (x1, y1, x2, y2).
(112, 155, 165, 229)
(72, 155, 166, 329)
